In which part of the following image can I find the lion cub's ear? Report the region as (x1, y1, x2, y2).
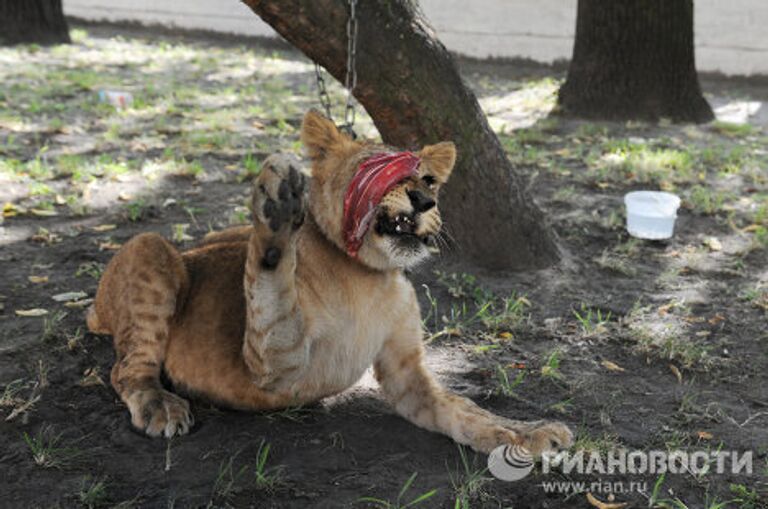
(301, 109, 347, 162)
(419, 141, 456, 183)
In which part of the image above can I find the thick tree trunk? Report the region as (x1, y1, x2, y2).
(241, 0, 560, 271)
(0, 0, 70, 46)
(559, 0, 713, 123)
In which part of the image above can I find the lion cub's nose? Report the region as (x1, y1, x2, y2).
(407, 189, 436, 213)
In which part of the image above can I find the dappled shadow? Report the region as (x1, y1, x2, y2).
(1, 23, 768, 508)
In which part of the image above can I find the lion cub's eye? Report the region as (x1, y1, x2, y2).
(422, 175, 437, 188)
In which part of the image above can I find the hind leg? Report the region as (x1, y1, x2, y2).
(90, 232, 193, 437)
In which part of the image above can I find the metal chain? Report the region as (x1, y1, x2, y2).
(343, 0, 358, 133)
(314, 63, 333, 120)
(314, 0, 358, 138)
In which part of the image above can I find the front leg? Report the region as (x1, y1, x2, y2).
(242, 154, 309, 391)
(374, 314, 573, 455)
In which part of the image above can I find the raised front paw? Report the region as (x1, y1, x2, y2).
(252, 153, 307, 234)
(126, 388, 194, 438)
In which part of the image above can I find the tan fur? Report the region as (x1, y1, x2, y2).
(88, 110, 573, 454)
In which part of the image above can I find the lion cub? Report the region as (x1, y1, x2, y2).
(87, 110, 572, 455)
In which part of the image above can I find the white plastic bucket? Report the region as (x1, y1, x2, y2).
(624, 191, 681, 240)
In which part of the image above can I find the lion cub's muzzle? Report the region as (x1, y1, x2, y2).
(375, 188, 440, 248)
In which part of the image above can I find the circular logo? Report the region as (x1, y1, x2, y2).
(487, 444, 534, 481)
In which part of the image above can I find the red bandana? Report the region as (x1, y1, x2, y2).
(342, 151, 421, 257)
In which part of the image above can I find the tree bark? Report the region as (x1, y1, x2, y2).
(558, 0, 713, 123)
(0, 0, 70, 46)
(241, 0, 560, 271)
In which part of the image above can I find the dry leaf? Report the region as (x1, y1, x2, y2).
(80, 367, 106, 387)
(30, 208, 59, 217)
(498, 332, 513, 340)
(708, 313, 726, 325)
(601, 360, 626, 372)
(99, 241, 122, 251)
(28, 275, 49, 284)
(703, 236, 723, 252)
(64, 298, 93, 309)
(586, 492, 627, 509)
(697, 430, 714, 440)
(742, 224, 760, 233)
(15, 308, 49, 317)
(3, 202, 29, 217)
(669, 364, 683, 383)
(52, 291, 88, 302)
(91, 224, 117, 232)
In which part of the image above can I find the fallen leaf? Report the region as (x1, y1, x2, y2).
(91, 224, 117, 232)
(669, 364, 683, 383)
(498, 332, 513, 340)
(697, 430, 714, 440)
(52, 291, 88, 302)
(2, 202, 25, 217)
(703, 236, 722, 252)
(742, 224, 760, 233)
(99, 241, 122, 251)
(15, 308, 49, 317)
(586, 492, 627, 509)
(601, 360, 626, 372)
(63, 298, 93, 309)
(80, 367, 106, 387)
(30, 208, 59, 217)
(708, 313, 726, 325)
(28, 275, 49, 284)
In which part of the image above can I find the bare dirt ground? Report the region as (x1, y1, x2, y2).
(1, 23, 767, 509)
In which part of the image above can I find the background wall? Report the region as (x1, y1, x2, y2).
(63, 0, 768, 76)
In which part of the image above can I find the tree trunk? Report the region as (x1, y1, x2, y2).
(0, 0, 70, 46)
(559, 0, 713, 123)
(241, 0, 560, 271)
(560, 0, 714, 122)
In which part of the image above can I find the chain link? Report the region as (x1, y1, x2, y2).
(314, 0, 358, 138)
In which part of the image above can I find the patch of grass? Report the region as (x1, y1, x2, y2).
(79, 476, 108, 509)
(228, 206, 250, 226)
(124, 199, 147, 222)
(211, 453, 250, 503)
(266, 404, 312, 423)
(433, 271, 531, 333)
(552, 185, 576, 202)
(495, 364, 525, 397)
(449, 446, 491, 509)
(572, 303, 612, 336)
(687, 185, 728, 215)
(75, 261, 105, 280)
(729, 483, 763, 509)
(711, 121, 757, 138)
(240, 153, 262, 181)
(649, 473, 731, 509)
(540, 349, 563, 380)
(594, 250, 638, 277)
(42, 310, 67, 342)
(589, 143, 695, 189)
(358, 472, 437, 509)
(0, 378, 27, 408)
(253, 440, 283, 492)
(23, 425, 81, 469)
(630, 325, 711, 370)
(571, 429, 620, 454)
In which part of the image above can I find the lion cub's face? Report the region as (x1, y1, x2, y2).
(300, 110, 456, 271)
